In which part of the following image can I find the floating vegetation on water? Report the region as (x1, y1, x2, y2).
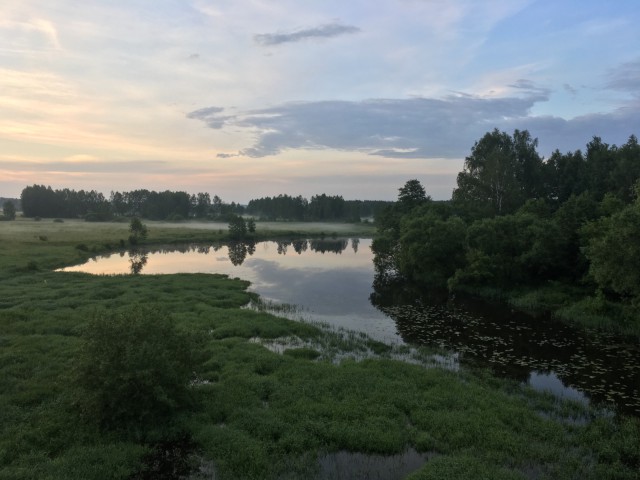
(249, 321, 460, 371)
(377, 301, 640, 416)
(244, 297, 305, 316)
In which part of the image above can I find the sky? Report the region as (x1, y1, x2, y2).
(1, 1, 639, 202)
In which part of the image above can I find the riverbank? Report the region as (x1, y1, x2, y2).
(0, 219, 638, 479)
(449, 282, 640, 338)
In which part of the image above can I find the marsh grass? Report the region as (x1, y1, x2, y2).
(0, 220, 638, 479)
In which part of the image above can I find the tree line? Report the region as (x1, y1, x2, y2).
(18, 186, 392, 222)
(246, 194, 391, 221)
(373, 130, 640, 332)
(19, 187, 245, 221)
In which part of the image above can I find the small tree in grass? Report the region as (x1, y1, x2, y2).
(75, 307, 198, 440)
(129, 217, 148, 245)
(247, 217, 256, 234)
(227, 214, 247, 240)
(2, 201, 16, 220)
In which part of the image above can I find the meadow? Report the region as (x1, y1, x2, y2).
(0, 218, 638, 479)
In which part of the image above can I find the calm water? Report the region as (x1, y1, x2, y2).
(61, 238, 640, 416)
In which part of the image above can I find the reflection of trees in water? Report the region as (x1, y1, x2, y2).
(273, 239, 351, 255)
(351, 238, 359, 253)
(128, 250, 148, 274)
(227, 241, 256, 266)
(276, 240, 290, 255)
(309, 239, 349, 254)
(370, 275, 640, 415)
(293, 239, 308, 254)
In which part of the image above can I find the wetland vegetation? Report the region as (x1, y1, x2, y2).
(1, 217, 639, 479)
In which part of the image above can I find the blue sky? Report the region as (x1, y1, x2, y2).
(1, 0, 639, 201)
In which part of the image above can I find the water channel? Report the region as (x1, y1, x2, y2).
(60, 238, 639, 417)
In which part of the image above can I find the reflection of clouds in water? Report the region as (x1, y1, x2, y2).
(529, 371, 587, 404)
(244, 258, 377, 316)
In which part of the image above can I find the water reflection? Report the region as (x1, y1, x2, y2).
(370, 278, 640, 416)
(227, 241, 256, 266)
(120, 239, 356, 273)
(61, 239, 403, 343)
(60, 239, 640, 416)
(128, 250, 148, 275)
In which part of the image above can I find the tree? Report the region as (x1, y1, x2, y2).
(397, 179, 429, 212)
(129, 217, 148, 245)
(227, 214, 247, 240)
(2, 201, 16, 220)
(453, 129, 543, 217)
(583, 190, 640, 300)
(247, 217, 256, 233)
(74, 307, 198, 439)
(397, 212, 467, 287)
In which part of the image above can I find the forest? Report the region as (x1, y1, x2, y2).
(373, 129, 640, 335)
(17, 187, 391, 223)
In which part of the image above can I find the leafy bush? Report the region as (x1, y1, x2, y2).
(75, 307, 200, 440)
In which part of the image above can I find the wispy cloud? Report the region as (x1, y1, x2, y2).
(605, 59, 640, 94)
(254, 23, 361, 46)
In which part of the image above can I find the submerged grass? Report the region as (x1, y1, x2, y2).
(0, 219, 638, 479)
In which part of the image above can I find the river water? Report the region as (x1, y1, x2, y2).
(60, 238, 639, 416)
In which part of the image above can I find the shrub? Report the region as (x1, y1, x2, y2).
(75, 307, 199, 440)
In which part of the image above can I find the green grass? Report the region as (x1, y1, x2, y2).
(0, 219, 638, 479)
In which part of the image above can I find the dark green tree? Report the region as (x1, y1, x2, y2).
(129, 217, 148, 245)
(453, 129, 543, 217)
(583, 188, 640, 300)
(75, 307, 198, 439)
(397, 212, 466, 287)
(247, 217, 256, 233)
(228, 215, 247, 239)
(2, 201, 16, 220)
(397, 179, 429, 212)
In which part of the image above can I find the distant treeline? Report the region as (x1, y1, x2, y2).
(373, 130, 640, 333)
(245, 194, 391, 221)
(0, 198, 21, 210)
(20, 187, 243, 221)
(19, 186, 391, 222)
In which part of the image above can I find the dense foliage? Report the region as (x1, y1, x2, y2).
(246, 194, 391, 221)
(75, 307, 198, 439)
(19, 185, 391, 223)
(373, 130, 640, 333)
(2, 201, 16, 220)
(19, 186, 245, 221)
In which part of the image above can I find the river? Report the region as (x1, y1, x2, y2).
(60, 238, 639, 416)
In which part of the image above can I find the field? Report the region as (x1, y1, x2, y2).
(0, 218, 638, 479)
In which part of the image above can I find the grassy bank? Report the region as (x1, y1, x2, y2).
(0, 219, 638, 479)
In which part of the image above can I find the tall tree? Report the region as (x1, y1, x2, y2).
(453, 129, 542, 217)
(397, 179, 429, 212)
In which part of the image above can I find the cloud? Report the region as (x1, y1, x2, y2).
(188, 93, 543, 158)
(188, 86, 640, 161)
(186, 106, 230, 129)
(508, 79, 550, 101)
(563, 83, 577, 96)
(605, 59, 640, 94)
(254, 23, 361, 46)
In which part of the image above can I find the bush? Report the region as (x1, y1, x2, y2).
(75, 307, 200, 440)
